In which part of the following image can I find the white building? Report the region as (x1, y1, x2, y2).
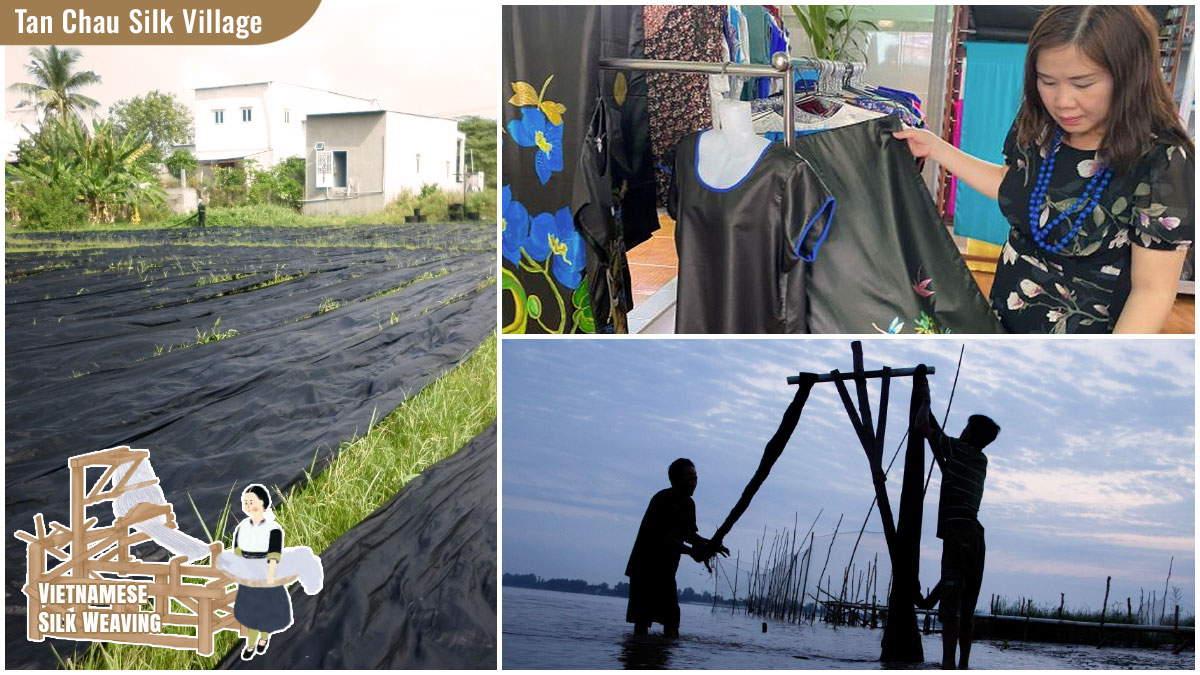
(303, 111, 466, 216)
(192, 82, 378, 169)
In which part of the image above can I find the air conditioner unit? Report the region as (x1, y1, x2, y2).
(315, 142, 325, 151)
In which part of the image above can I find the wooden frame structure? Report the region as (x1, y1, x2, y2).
(15, 446, 245, 656)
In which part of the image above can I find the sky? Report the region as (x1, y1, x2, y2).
(4, 1, 498, 124)
(503, 338, 1196, 618)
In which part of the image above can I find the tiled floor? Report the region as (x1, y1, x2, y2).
(627, 213, 1195, 334)
(627, 215, 678, 305)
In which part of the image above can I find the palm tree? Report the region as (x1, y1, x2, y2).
(8, 46, 102, 123)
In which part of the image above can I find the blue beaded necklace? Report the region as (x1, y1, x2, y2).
(1027, 128, 1113, 254)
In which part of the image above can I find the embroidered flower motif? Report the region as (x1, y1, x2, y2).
(1007, 292, 1024, 310)
(501, 185, 530, 265)
(1046, 309, 1065, 323)
(1002, 242, 1018, 265)
(1019, 279, 1044, 297)
(912, 277, 934, 298)
(1159, 216, 1181, 231)
(507, 107, 564, 185)
(1019, 255, 1049, 273)
(1093, 304, 1109, 317)
(1108, 228, 1130, 249)
(872, 317, 904, 334)
(1174, 241, 1192, 251)
(1100, 265, 1121, 276)
(1076, 158, 1103, 178)
(1054, 283, 1072, 300)
(526, 207, 586, 289)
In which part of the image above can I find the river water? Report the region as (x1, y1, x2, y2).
(502, 587, 1193, 669)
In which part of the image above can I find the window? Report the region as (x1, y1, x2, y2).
(284, 109, 290, 123)
(213, 110, 224, 124)
(241, 107, 252, 122)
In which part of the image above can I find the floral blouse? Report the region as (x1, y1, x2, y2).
(992, 125, 1194, 333)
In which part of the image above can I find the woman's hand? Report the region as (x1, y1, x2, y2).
(894, 126, 1008, 200)
(266, 559, 277, 586)
(892, 127, 944, 160)
(1113, 246, 1187, 333)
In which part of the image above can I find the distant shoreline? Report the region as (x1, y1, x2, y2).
(503, 572, 737, 607)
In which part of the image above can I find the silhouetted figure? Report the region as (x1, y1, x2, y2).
(915, 380, 1000, 670)
(198, 202, 207, 227)
(625, 458, 727, 637)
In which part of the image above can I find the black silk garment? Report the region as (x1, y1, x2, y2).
(670, 132, 836, 333)
(797, 116, 1004, 334)
(671, 116, 1002, 334)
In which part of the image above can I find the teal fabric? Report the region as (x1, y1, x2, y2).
(955, 41, 1026, 245)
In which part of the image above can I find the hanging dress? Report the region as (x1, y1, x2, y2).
(993, 125, 1194, 333)
(669, 131, 836, 333)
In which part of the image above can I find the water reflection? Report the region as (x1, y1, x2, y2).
(618, 633, 676, 669)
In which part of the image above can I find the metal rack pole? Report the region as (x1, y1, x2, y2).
(598, 52, 796, 148)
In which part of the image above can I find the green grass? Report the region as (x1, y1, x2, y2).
(63, 331, 496, 669)
(7, 188, 497, 233)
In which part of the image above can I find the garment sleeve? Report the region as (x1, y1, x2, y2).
(232, 521, 242, 557)
(1001, 121, 1019, 165)
(783, 159, 836, 264)
(928, 429, 950, 470)
(1130, 142, 1194, 251)
(267, 526, 283, 563)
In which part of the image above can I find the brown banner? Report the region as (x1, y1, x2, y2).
(0, 0, 320, 45)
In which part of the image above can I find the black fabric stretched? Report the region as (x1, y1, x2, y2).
(795, 116, 1004, 334)
(219, 424, 496, 670)
(5, 227, 495, 668)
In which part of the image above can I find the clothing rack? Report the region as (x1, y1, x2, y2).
(598, 54, 875, 150)
(599, 53, 801, 147)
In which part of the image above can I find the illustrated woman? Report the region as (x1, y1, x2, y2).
(230, 484, 291, 660)
(895, 6, 1193, 333)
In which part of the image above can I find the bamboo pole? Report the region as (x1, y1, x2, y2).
(1100, 576, 1111, 647)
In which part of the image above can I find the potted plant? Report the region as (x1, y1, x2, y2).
(791, 5, 878, 63)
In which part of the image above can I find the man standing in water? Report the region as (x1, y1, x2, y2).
(625, 458, 727, 637)
(914, 379, 1000, 670)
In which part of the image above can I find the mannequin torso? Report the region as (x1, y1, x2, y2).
(696, 100, 773, 189)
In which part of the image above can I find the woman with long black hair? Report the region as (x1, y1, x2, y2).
(896, 6, 1193, 333)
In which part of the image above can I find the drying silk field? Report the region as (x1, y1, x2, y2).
(5, 223, 496, 668)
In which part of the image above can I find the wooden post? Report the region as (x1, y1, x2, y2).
(28, 541, 43, 641)
(198, 597, 213, 656)
(1173, 605, 1180, 653)
(1099, 575, 1111, 648)
(880, 363, 927, 663)
(1059, 593, 1065, 620)
(1024, 598, 1031, 641)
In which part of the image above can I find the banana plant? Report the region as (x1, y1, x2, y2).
(9, 117, 163, 224)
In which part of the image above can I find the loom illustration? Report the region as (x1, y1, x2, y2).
(15, 446, 246, 655)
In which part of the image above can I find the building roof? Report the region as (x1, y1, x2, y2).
(306, 109, 458, 123)
(193, 81, 378, 105)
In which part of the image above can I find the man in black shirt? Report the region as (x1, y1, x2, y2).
(625, 458, 727, 637)
(914, 379, 1000, 670)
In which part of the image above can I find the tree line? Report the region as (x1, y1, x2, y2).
(502, 573, 736, 606)
(6, 45, 497, 230)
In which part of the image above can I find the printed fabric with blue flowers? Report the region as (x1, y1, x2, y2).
(502, 75, 596, 333)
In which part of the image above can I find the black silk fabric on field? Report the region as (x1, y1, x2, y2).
(797, 116, 1002, 334)
(5, 228, 495, 668)
(221, 425, 496, 670)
